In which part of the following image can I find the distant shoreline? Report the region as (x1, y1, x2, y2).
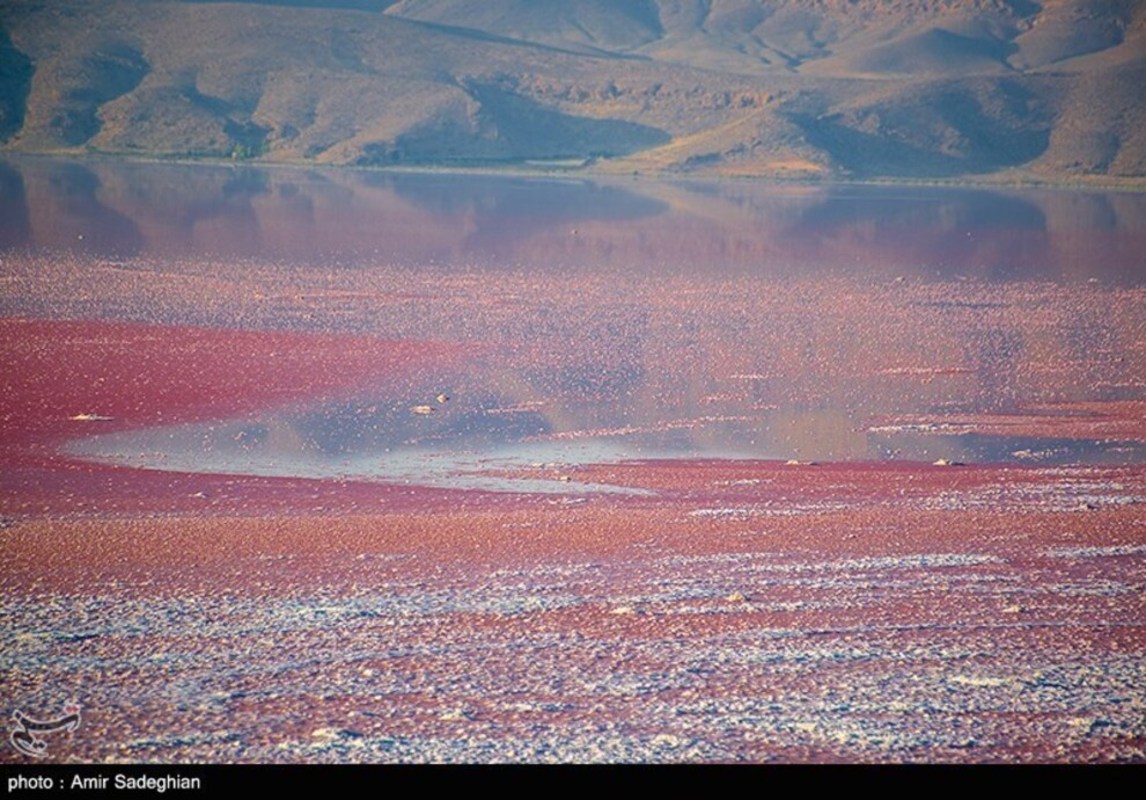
(4, 148, 1145, 193)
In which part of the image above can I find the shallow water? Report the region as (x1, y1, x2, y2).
(3, 157, 1145, 280)
(3, 157, 1144, 491)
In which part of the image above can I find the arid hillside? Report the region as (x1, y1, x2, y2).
(1, 0, 1143, 182)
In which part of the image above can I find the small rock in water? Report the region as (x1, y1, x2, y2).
(933, 458, 964, 467)
(410, 405, 435, 416)
(439, 708, 476, 722)
(310, 727, 363, 740)
(1069, 717, 1112, 734)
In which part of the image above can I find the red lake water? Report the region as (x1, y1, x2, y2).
(2, 158, 1144, 497)
(2, 158, 1145, 764)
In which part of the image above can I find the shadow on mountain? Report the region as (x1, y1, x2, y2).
(792, 82, 1051, 178)
(183, 1, 393, 10)
(1010, 0, 1131, 68)
(55, 44, 149, 147)
(355, 82, 670, 167)
(0, 28, 32, 143)
(385, 0, 664, 53)
(470, 82, 670, 160)
(825, 28, 1016, 75)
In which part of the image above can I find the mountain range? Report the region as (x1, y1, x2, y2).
(1, 0, 1143, 183)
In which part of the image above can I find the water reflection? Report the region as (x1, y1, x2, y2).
(2, 156, 1143, 283)
(64, 354, 1145, 494)
(4, 157, 1143, 491)
(0, 162, 30, 249)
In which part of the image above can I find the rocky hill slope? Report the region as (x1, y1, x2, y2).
(1, 0, 1142, 182)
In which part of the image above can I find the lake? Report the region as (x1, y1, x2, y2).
(2, 157, 1144, 495)
(3, 157, 1145, 764)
